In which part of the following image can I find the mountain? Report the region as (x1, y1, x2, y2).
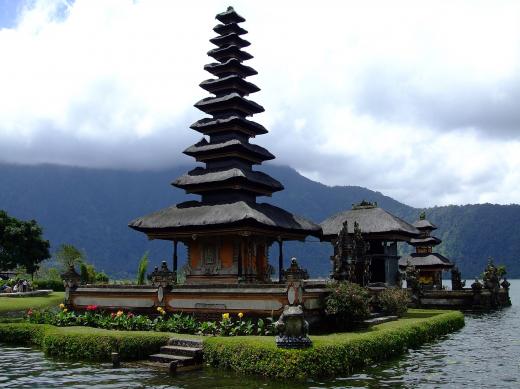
(0, 163, 518, 278)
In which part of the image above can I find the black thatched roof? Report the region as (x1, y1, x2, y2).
(320, 206, 420, 240)
(190, 116, 267, 136)
(204, 58, 258, 78)
(195, 93, 264, 116)
(210, 33, 250, 48)
(399, 253, 454, 269)
(129, 200, 321, 238)
(184, 138, 274, 162)
(213, 23, 247, 36)
(413, 219, 437, 230)
(172, 167, 283, 193)
(410, 236, 442, 246)
(200, 75, 260, 96)
(207, 45, 253, 62)
(216, 6, 245, 24)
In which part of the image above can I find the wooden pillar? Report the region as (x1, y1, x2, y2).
(278, 240, 284, 283)
(173, 240, 178, 276)
(237, 240, 243, 279)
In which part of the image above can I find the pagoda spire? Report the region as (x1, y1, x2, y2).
(173, 6, 283, 204)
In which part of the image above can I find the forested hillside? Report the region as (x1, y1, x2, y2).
(0, 163, 518, 278)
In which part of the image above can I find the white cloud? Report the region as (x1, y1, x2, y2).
(1, 0, 520, 207)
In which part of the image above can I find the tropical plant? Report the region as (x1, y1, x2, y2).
(136, 252, 149, 285)
(55, 244, 84, 271)
(325, 281, 371, 327)
(377, 288, 410, 317)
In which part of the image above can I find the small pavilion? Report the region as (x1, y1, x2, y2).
(399, 213, 453, 288)
(321, 201, 419, 286)
(129, 7, 321, 285)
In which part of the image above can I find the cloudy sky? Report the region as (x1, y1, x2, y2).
(1, 0, 520, 207)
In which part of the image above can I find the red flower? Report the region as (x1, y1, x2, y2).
(27, 309, 33, 316)
(86, 305, 98, 311)
(127, 312, 134, 318)
(111, 312, 116, 319)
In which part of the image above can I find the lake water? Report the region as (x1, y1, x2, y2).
(1, 281, 519, 388)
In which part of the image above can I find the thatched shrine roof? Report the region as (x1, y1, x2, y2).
(320, 205, 420, 241)
(184, 138, 274, 163)
(172, 167, 283, 193)
(399, 253, 454, 269)
(410, 236, 442, 246)
(413, 219, 437, 230)
(129, 201, 322, 239)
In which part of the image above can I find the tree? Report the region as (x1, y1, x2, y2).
(136, 252, 149, 285)
(0, 210, 50, 278)
(55, 244, 84, 271)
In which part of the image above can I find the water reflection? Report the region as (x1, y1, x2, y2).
(1, 281, 518, 388)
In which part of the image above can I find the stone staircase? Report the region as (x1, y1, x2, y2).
(148, 338, 203, 373)
(363, 312, 398, 326)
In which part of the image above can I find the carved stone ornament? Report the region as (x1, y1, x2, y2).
(149, 261, 176, 288)
(60, 265, 81, 289)
(284, 257, 309, 282)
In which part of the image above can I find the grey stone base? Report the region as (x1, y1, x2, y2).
(275, 335, 312, 349)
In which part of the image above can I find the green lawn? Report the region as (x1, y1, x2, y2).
(0, 292, 65, 314)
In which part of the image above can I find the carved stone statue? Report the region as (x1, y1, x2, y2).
(482, 258, 500, 307)
(405, 262, 421, 305)
(60, 265, 81, 305)
(451, 266, 465, 290)
(331, 221, 370, 285)
(275, 305, 311, 349)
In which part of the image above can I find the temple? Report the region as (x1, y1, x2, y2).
(61, 7, 510, 317)
(129, 6, 320, 285)
(321, 201, 419, 286)
(399, 213, 453, 288)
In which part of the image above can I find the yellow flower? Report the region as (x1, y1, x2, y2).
(238, 312, 244, 319)
(116, 310, 124, 317)
(59, 303, 65, 309)
(222, 313, 229, 320)
(63, 308, 68, 313)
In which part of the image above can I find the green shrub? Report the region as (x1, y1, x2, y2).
(325, 282, 371, 327)
(0, 322, 172, 361)
(33, 279, 65, 291)
(378, 288, 410, 317)
(204, 310, 465, 379)
(95, 272, 109, 283)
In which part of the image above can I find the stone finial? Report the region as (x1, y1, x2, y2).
(284, 257, 309, 282)
(60, 265, 81, 288)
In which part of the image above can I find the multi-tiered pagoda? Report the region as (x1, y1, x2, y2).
(399, 213, 453, 288)
(129, 7, 320, 284)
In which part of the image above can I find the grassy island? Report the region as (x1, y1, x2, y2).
(0, 309, 464, 379)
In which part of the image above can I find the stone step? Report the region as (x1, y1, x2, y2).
(160, 345, 202, 358)
(363, 315, 398, 326)
(167, 338, 203, 348)
(148, 353, 198, 367)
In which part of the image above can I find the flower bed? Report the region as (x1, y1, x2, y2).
(25, 304, 275, 336)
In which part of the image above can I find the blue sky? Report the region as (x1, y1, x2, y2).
(1, 0, 520, 207)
